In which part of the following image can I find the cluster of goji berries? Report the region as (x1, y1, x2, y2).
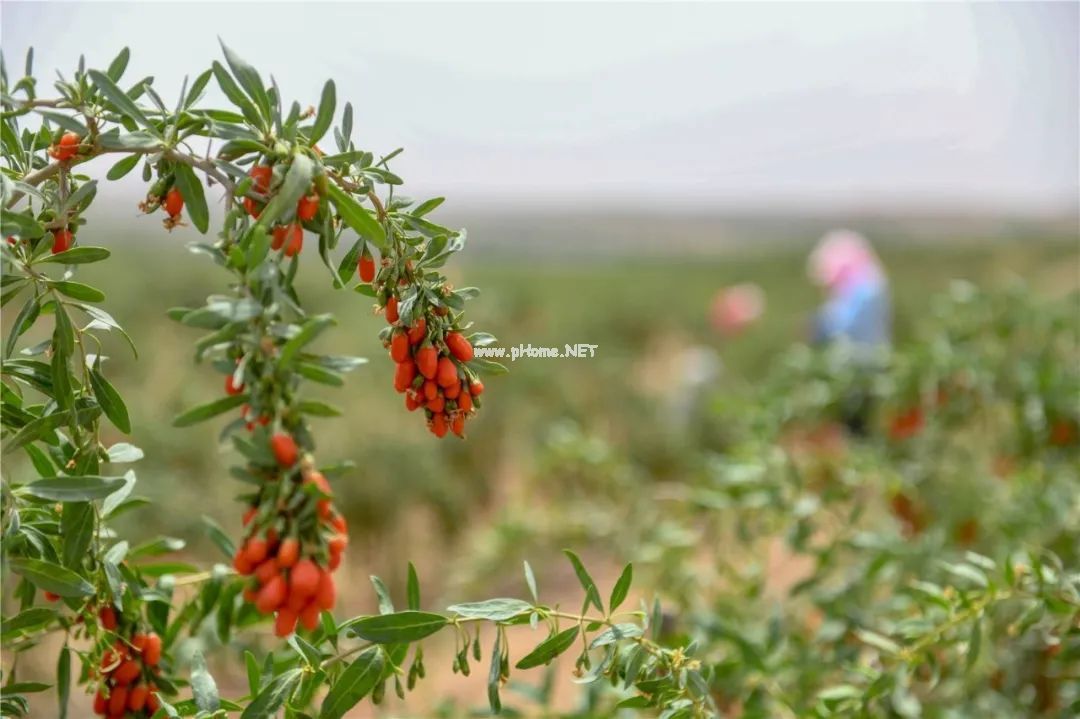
(244, 164, 322, 258)
(90, 606, 163, 718)
(232, 432, 345, 637)
(382, 295, 484, 438)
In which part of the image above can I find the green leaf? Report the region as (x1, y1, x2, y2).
(240, 668, 302, 719)
(3, 407, 101, 453)
(609, 563, 633, 611)
(89, 367, 130, 433)
(589, 623, 642, 649)
(297, 400, 341, 417)
(523, 560, 539, 603)
(21, 476, 126, 502)
(40, 247, 110, 264)
(50, 281, 104, 303)
(60, 503, 94, 569)
(174, 163, 209, 234)
(172, 394, 246, 427)
(1, 209, 45, 239)
(966, 618, 982, 671)
(57, 645, 70, 719)
(1, 608, 57, 639)
(563, 550, 604, 614)
(201, 515, 236, 560)
(8, 558, 94, 597)
(211, 61, 262, 128)
(515, 626, 580, 669)
(5, 294, 40, 359)
(309, 80, 336, 145)
(106, 154, 141, 181)
(279, 314, 335, 367)
(106, 47, 130, 82)
(348, 611, 447, 644)
(448, 599, 533, 622)
(319, 646, 384, 719)
(406, 562, 420, 611)
(488, 633, 502, 714)
(325, 182, 386, 250)
(88, 69, 154, 130)
(854, 629, 901, 656)
(190, 651, 221, 712)
(219, 40, 271, 126)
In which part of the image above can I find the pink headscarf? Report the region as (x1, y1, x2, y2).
(807, 230, 883, 293)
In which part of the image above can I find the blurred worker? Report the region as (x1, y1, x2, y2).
(807, 230, 891, 436)
(807, 229, 891, 348)
(711, 282, 766, 338)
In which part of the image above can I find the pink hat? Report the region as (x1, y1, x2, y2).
(807, 230, 882, 289)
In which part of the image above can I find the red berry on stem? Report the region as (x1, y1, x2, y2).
(278, 537, 300, 568)
(416, 345, 438, 379)
(163, 187, 184, 218)
(436, 356, 458, 388)
(358, 250, 376, 283)
(51, 228, 73, 255)
(290, 559, 321, 600)
(270, 433, 299, 467)
(49, 131, 80, 161)
(390, 331, 410, 363)
(108, 686, 128, 716)
(283, 223, 304, 257)
(385, 295, 399, 323)
(470, 379, 485, 396)
(446, 332, 474, 362)
(300, 600, 321, 631)
(296, 192, 320, 222)
(255, 574, 288, 614)
(274, 608, 298, 637)
(408, 318, 427, 345)
(431, 413, 448, 438)
(271, 224, 288, 251)
(451, 412, 466, 437)
(99, 605, 118, 631)
(459, 391, 474, 413)
(127, 684, 149, 712)
(394, 359, 417, 393)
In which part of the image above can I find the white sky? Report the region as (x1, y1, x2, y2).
(2, 1, 1078, 214)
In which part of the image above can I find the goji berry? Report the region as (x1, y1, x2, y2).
(296, 192, 319, 222)
(254, 558, 279, 585)
(469, 379, 485, 396)
(416, 345, 438, 379)
(114, 659, 141, 685)
(277, 537, 299, 568)
(451, 412, 465, 437)
(271, 224, 288, 251)
(108, 686, 128, 716)
(430, 413, 448, 438)
(274, 608, 298, 637)
(446, 332, 473, 362)
(49, 131, 80, 161)
(385, 295, 399, 323)
(163, 187, 184, 218)
(255, 574, 288, 614)
(394, 359, 417, 393)
(316, 571, 337, 610)
(408, 318, 426, 345)
(270, 433, 299, 467)
(436, 356, 458, 388)
(283, 223, 304, 257)
(99, 605, 118, 631)
(51, 228, 73, 255)
(390, 330, 410, 363)
(245, 537, 269, 565)
(225, 372, 244, 396)
(290, 559, 321, 600)
(300, 600, 321, 631)
(358, 250, 376, 283)
(127, 684, 149, 712)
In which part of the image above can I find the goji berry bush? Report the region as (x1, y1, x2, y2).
(1, 46, 1077, 719)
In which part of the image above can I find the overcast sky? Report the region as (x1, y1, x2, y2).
(3, 2, 1078, 214)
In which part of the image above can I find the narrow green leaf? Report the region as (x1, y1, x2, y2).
(240, 668, 302, 719)
(319, 646, 383, 719)
(57, 645, 70, 719)
(447, 599, 533, 622)
(50, 281, 104, 303)
(515, 626, 580, 669)
(609, 563, 633, 612)
(219, 40, 271, 126)
(88, 69, 153, 130)
(8, 558, 94, 597)
(89, 367, 130, 433)
(348, 611, 447, 644)
(563, 550, 604, 614)
(173, 163, 209, 234)
(0, 608, 57, 639)
(21, 476, 126, 502)
(325, 182, 386, 250)
(105, 47, 130, 82)
(40, 247, 110, 265)
(406, 562, 420, 611)
(172, 394, 246, 427)
(309, 80, 336, 145)
(60, 503, 94, 569)
(487, 633, 502, 714)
